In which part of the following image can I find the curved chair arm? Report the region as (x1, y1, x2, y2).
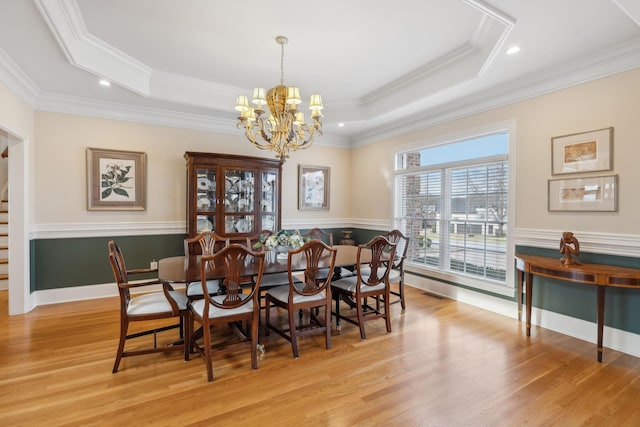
(118, 279, 180, 315)
(117, 279, 173, 290)
(127, 267, 158, 275)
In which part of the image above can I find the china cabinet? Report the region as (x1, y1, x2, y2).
(184, 152, 282, 238)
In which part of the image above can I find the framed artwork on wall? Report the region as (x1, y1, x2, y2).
(551, 127, 613, 175)
(86, 147, 147, 210)
(548, 174, 617, 212)
(298, 164, 330, 210)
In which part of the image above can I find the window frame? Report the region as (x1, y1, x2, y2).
(392, 122, 516, 296)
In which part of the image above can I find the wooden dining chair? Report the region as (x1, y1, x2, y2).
(384, 229, 409, 309)
(183, 231, 226, 300)
(188, 244, 265, 382)
(301, 227, 334, 281)
(264, 239, 337, 358)
(108, 240, 190, 373)
(358, 230, 410, 310)
(251, 229, 297, 308)
(301, 227, 334, 246)
(331, 236, 396, 339)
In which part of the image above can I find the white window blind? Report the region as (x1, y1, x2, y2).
(394, 133, 509, 285)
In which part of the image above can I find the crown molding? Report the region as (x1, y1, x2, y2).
(32, 0, 517, 142)
(36, 92, 237, 133)
(2, 6, 639, 148)
(613, 0, 640, 26)
(34, 91, 353, 147)
(0, 49, 39, 108)
(5, 34, 640, 150)
(34, 0, 152, 95)
(351, 36, 640, 147)
(360, 0, 513, 120)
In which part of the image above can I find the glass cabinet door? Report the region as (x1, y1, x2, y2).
(186, 152, 282, 238)
(223, 168, 255, 234)
(195, 167, 216, 233)
(260, 170, 278, 232)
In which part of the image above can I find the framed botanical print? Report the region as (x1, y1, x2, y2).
(86, 147, 147, 210)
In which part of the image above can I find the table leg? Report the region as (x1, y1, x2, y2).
(597, 286, 605, 363)
(525, 271, 533, 337)
(517, 268, 523, 321)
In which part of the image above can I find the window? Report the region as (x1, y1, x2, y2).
(394, 132, 510, 289)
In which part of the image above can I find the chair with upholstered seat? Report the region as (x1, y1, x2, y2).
(183, 231, 227, 300)
(265, 239, 337, 357)
(108, 240, 190, 373)
(331, 236, 396, 339)
(188, 244, 265, 382)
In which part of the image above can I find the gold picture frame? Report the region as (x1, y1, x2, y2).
(87, 147, 147, 211)
(548, 174, 617, 212)
(298, 165, 330, 210)
(551, 127, 613, 175)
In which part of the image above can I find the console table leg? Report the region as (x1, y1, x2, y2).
(517, 269, 523, 321)
(597, 286, 605, 363)
(525, 271, 533, 337)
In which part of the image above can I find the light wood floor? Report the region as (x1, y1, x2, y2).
(1, 287, 640, 426)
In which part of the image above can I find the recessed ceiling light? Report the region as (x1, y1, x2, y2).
(338, 122, 345, 127)
(99, 79, 111, 87)
(506, 46, 521, 55)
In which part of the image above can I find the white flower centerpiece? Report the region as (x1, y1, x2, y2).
(259, 230, 305, 260)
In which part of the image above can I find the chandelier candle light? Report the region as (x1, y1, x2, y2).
(234, 36, 323, 163)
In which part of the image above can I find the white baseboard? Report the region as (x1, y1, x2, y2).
(407, 272, 640, 359)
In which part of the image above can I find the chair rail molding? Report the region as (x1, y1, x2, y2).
(33, 220, 186, 239)
(513, 227, 640, 258)
(283, 217, 382, 231)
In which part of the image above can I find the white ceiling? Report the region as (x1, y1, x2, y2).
(1, 0, 640, 147)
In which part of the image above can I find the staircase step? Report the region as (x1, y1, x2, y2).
(0, 274, 7, 280)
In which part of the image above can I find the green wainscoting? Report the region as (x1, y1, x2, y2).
(31, 234, 185, 291)
(31, 233, 640, 336)
(516, 245, 640, 334)
(30, 228, 369, 292)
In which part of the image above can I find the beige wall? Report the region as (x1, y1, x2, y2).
(0, 81, 34, 221)
(0, 82, 34, 138)
(352, 68, 640, 235)
(18, 67, 640, 235)
(33, 112, 351, 225)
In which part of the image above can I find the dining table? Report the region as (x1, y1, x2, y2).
(158, 244, 375, 341)
(158, 244, 370, 284)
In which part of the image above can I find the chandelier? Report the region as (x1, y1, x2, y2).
(234, 36, 323, 163)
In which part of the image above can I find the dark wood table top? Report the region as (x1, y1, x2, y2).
(158, 245, 370, 283)
(515, 253, 640, 287)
